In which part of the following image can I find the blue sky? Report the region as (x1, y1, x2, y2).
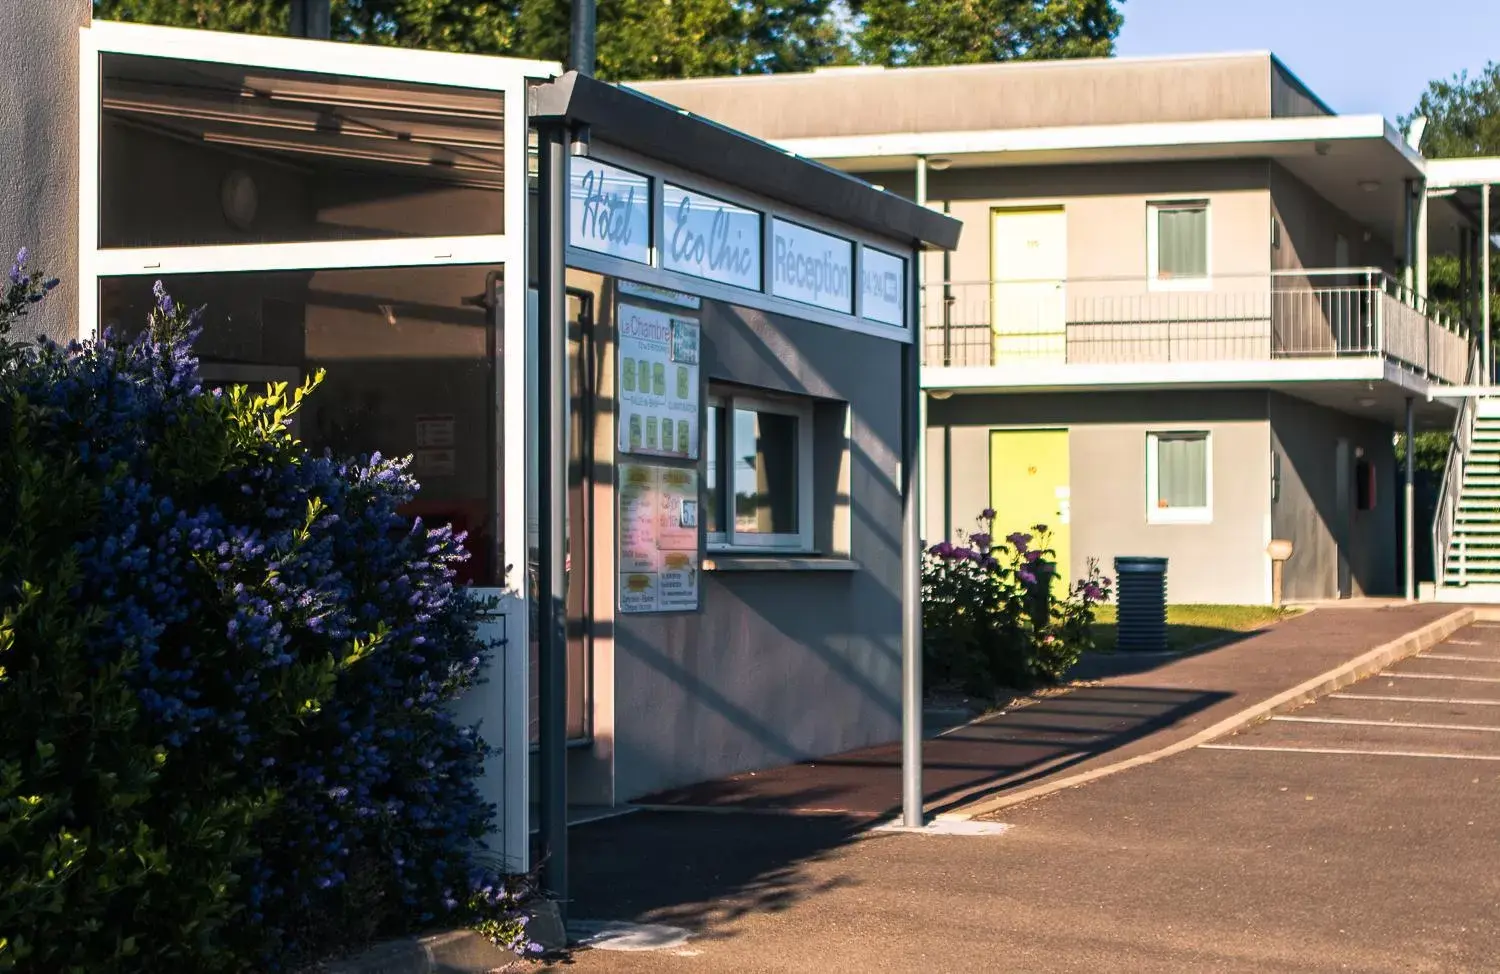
(1116, 0, 1499, 123)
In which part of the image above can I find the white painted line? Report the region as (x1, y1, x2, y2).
(1387, 672, 1500, 684)
(1272, 715, 1500, 734)
(1419, 654, 1500, 663)
(1447, 639, 1486, 645)
(1201, 743, 1500, 761)
(1330, 692, 1500, 707)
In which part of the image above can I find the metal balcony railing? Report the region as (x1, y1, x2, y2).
(921, 268, 1473, 386)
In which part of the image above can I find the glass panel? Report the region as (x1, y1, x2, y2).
(1157, 206, 1208, 280)
(733, 408, 799, 535)
(771, 218, 854, 313)
(99, 265, 500, 583)
(1156, 434, 1208, 509)
(569, 158, 651, 264)
(705, 403, 724, 534)
(100, 53, 504, 247)
(661, 183, 762, 290)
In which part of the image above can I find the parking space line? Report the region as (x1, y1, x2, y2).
(1448, 639, 1485, 646)
(1272, 715, 1500, 734)
(1201, 744, 1500, 761)
(1330, 692, 1500, 707)
(1418, 654, 1500, 663)
(1387, 673, 1500, 684)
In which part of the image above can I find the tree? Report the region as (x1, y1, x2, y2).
(92, 0, 1121, 80)
(848, 0, 1122, 66)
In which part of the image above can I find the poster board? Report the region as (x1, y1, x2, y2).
(617, 303, 700, 461)
(618, 462, 701, 613)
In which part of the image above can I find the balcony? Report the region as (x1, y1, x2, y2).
(921, 269, 1473, 388)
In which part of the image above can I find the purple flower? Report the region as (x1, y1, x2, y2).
(1006, 532, 1033, 551)
(1024, 549, 1042, 563)
(1017, 568, 1038, 586)
(967, 532, 992, 551)
(980, 507, 996, 521)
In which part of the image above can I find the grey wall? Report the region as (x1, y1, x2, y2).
(928, 390, 1274, 605)
(3, 0, 89, 342)
(1270, 393, 1398, 600)
(634, 54, 1285, 140)
(1270, 163, 1397, 273)
(588, 280, 904, 803)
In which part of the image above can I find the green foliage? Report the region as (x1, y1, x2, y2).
(922, 512, 1110, 697)
(848, 0, 1122, 66)
(92, 0, 1122, 79)
(1403, 61, 1500, 160)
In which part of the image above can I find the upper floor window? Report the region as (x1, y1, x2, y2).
(1148, 201, 1210, 290)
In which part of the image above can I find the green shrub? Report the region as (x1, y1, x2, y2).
(922, 510, 1111, 696)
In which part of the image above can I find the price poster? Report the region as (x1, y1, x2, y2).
(618, 462, 701, 614)
(618, 303, 700, 461)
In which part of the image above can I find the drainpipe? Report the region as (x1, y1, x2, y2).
(1405, 397, 1416, 601)
(1415, 181, 1429, 306)
(902, 157, 928, 830)
(535, 119, 570, 915)
(287, 0, 331, 38)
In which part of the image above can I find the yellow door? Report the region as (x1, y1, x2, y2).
(991, 208, 1066, 363)
(990, 429, 1070, 592)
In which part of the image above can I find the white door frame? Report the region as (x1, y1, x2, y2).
(79, 19, 558, 870)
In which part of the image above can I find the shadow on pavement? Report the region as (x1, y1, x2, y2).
(637, 685, 1231, 820)
(1068, 630, 1259, 681)
(562, 805, 867, 940)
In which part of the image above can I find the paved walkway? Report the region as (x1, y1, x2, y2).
(549, 611, 1500, 974)
(636, 604, 1458, 819)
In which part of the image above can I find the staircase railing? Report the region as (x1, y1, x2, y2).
(1434, 349, 1483, 588)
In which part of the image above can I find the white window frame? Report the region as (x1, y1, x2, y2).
(706, 390, 815, 553)
(1146, 430, 1213, 524)
(1147, 200, 1212, 292)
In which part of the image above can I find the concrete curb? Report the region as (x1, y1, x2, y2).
(938, 607, 1478, 822)
(314, 929, 518, 974)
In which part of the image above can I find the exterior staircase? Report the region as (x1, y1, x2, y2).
(1435, 397, 1500, 601)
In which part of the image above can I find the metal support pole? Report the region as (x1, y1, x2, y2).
(569, 0, 597, 76)
(536, 121, 569, 911)
(1484, 184, 1493, 384)
(1402, 179, 1416, 297)
(288, 0, 331, 38)
(901, 160, 927, 830)
(1416, 181, 1429, 303)
(915, 157, 929, 547)
(1405, 396, 1416, 602)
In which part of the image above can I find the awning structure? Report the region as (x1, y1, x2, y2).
(529, 71, 962, 252)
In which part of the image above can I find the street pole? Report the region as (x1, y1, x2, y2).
(536, 120, 570, 914)
(287, 0, 330, 38)
(1405, 396, 1415, 602)
(901, 159, 927, 830)
(570, 0, 597, 76)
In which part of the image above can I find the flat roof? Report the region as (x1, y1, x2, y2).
(529, 72, 962, 251)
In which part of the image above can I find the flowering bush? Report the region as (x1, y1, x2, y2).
(923, 510, 1112, 695)
(0, 257, 531, 971)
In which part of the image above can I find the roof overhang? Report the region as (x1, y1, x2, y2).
(1427, 157, 1500, 189)
(774, 114, 1423, 173)
(529, 72, 962, 251)
(775, 115, 1423, 252)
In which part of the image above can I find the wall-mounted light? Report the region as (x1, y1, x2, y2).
(928, 389, 954, 400)
(1357, 396, 1377, 408)
(221, 170, 258, 231)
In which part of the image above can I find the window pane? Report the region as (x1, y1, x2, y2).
(1157, 207, 1207, 279)
(100, 53, 504, 247)
(1156, 434, 1208, 509)
(733, 408, 798, 535)
(99, 265, 500, 583)
(705, 404, 724, 533)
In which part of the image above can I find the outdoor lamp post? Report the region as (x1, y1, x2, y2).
(1267, 539, 1294, 607)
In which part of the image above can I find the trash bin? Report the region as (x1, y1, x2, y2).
(1113, 556, 1168, 653)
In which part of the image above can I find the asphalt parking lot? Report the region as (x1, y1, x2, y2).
(552, 617, 1500, 973)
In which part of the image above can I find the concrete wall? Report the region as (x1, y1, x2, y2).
(928, 390, 1273, 605)
(570, 272, 903, 803)
(1270, 393, 1398, 600)
(633, 54, 1284, 140)
(3, 0, 89, 342)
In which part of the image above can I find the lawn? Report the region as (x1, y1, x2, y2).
(1090, 604, 1294, 654)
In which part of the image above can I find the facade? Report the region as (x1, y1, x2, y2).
(637, 54, 1487, 604)
(10, 7, 958, 866)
